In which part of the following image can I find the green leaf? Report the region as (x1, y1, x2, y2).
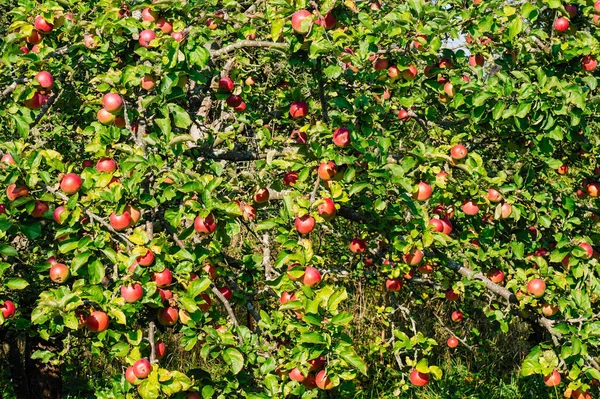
(223, 348, 244, 374)
(0, 244, 18, 257)
(5, 278, 29, 290)
(330, 312, 353, 326)
(188, 278, 211, 298)
(88, 259, 105, 285)
(339, 347, 367, 376)
(168, 104, 192, 128)
(299, 332, 326, 344)
(271, 18, 285, 42)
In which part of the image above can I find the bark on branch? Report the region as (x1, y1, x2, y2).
(211, 40, 289, 58)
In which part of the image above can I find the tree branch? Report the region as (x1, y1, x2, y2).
(148, 321, 157, 364)
(211, 40, 289, 58)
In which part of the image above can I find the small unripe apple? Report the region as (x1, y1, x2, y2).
(289, 101, 308, 118)
(60, 173, 82, 194)
(295, 215, 315, 234)
(86, 311, 109, 332)
(139, 30, 157, 48)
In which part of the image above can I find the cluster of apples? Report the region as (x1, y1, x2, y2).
(137, 8, 184, 48)
(553, 4, 598, 71)
(291, 9, 337, 35)
(218, 77, 246, 112)
(23, 70, 54, 109)
(287, 358, 333, 390)
(97, 93, 126, 127)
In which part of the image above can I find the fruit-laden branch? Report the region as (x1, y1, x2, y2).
(210, 40, 289, 58)
(43, 184, 134, 248)
(31, 86, 64, 128)
(446, 258, 518, 303)
(0, 77, 28, 102)
(433, 312, 474, 351)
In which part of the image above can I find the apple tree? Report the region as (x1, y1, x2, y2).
(0, 0, 600, 398)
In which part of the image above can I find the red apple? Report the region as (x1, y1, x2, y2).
(349, 238, 366, 253)
(445, 288, 459, 301)
(110, 212, 131, 231)
(203, 263, 217, 279)
(86, 310, 110, 332)
(295, 215, 315, 234)
(428, 219, 444, 232)
(35, 71, 54, 89)
(125, 366, 138, 384)
(53, 206, 66, 224)
(487, 269, 504, 283)
(451, 311, 463, 322)
(410, 370, 429, 387)
(447, 337, 459, 348)
(444, 82, 455, 97)
(97, 108, 115, 124)
(564, 4, 577, 17)
(595, 0, 600, 12)
(588, 183, 600, 197)
(194, 213, 217, 234)
(289, 367, 306, 382)
(136, 249, 155, 266)
(171, 31, 184, 42)
(385, 278, 402, 291)
(218, 287, 233, 300)
(487, 189, 502, 202)
(83, 34, 98, 49)
(557, 164, 568, 175)
(387, 65, 400, 79)
(462, 200, 479, 215)
(140, 75, 156, 90)
(289, 101, 309, 118)
(317, 198, 336, 220)
(579, 242, 593, 259)
(402, 65, 418, 80)
(317, 161, 337, 181)
(34, 15, 53, 33)
(226, 95, 242, 107)
(27, 30, 42, 45)
(541, 303, 559, 317)
(582, 55, 598, 72)
(526, 278, 546, 297)
(308, 357, 325, 371)
(254, 188, 270, 203)
(287, 264, 304, 281)
(280, 291, 297, 305)
(451, 144, 467, 160)
(139, 29, 156, 48)
(199, 293, 212, 311)
(6, 184, 28, 201)
(31, 201, 49, 217)
(124, 205, 141, 224)
(333, 127, 351, 147)
(469, 54, 485, 67)
(290, 129, 308, 144)
(102, 93, 123, 113)
(500, 203, 512, 218)
(153, 269, 173, 287)
(234, 101, 246, 112)
(316, 12, 336, 29)
(219, 77, 234, 92)
(398, 109, 410, 121)
(1, 300, 16, 318)
(187, 393, 200, 399)
(315, 370, 333, 390)
(60, 173, 82, 194)
(141, 8, 159, 22)
(291, 10, 313, 35)
(158, 307, 178, 326)
(283, 172, 299, 186)
(543, 370, 561, 387)
(96, 157, 117, 173)
(1, 153, 15, 167)
(373, 58, 389, 71)
(121, 283, 143, 303)
(158, 289, 172, 302)
(554, 17, 569, 32)
(156, 340, 166, 359)
(157, 18, 173, 34)
(413, 182, 432, 201)
(403, 249, 423, 265)
(303, 266, 321, 287)
(133, 358, 151, 379)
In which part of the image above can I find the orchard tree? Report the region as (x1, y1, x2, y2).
(0, 0, 600, 398)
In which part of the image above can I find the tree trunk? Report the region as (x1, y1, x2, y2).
(24, 337, 62, 399)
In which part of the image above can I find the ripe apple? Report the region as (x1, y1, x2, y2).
(487, 269, 504, 283)
(443, 82, 455, 97)
(27, 30, 42, 45)
(579, 242, 593, 259)
(315, 370, 333, 390)
(541, 303, 559, 317)
(373, 58, 389, 71)
(226, 95, 242, 107)
(418, 264, 433, 274)
(280, 291, 297, 305)
(387, 65, 400, 79)
(429, 218, 444, 232)
(158, 289, 172, 302)
(526, 278, 546, 297)
(156, 340, 166, 359)
(291, 10, 313, 35)
(413, 182, 432, 201)
(317, 161, 337, 181)
(234, 101, 246, 112)
(487, 189, 502, 202)
(219, 77, 234, 92)
(121, 283, 143, 303)
(83, 34, 98, 49)
(283, 172, 298, 186)
(171, 31, 184, 42)
(398, 109, 410, 121)
(587, 183, 600, 197)
(254, 188, 270, 203)
(60, 173, 82, 194)
(35, 71, 54, 89)
(31, 201, 49, 218)
(582, 55, 597, 72)
(203, 263, 217, 279)
(133, 358, 151, 379)
(543, 370, 561, 387)
(187, 393, 200, 399)
(153, 269, 173, 287)
(218, 287, 233, 300)
(451, 144, 467, 160)
(241, 203, 256, 221)
(24, 91, 48, 109)
(557, 164, 568, 175)
(290, 129, 308, 144)
(564, 4, 577, 17)
(1, 153, 15, 167)
(96, 157, 117, 173)
(303, 266, 321, 287)
(194, 213, 217, 234)
(500, 203, 512, 218)
(140, 75, 156, 90)
(110, 212, 131, 231)
(53, 206, 66, 224)
(6, 184, 28, 201)
(1, 300, 16, 318)
(333, 127, 351, 147)
(199, 293, 212, 311)
(596, 0, 600, 12)
(462, 200, 479, 215)
(287, 264, 305, 281)
(34, 15, 53, 33)
(97, 108, 115, 124)
(554, 17, 569, 32)
(289, 101, 308, 118)
(410, 370, 429, 387)
(447, 337, 459, 348)
(451, 311, 463, 322)
(102, 93, 123, 113)
(289, 367, 306, 382)
(86, 310, 109, 332)
(295, 215, 315, 234)
(124, 205, 141, 224)
(125, 366, 138, 384)
(139, 30, 157, 48)
(445, 288, 459, 301)
(308, 357, 325, 371)
(142, 8, 159, 22)
(403, 249, 423, 265)
(157, 18, 173, 33)
(158, 307, 178, 326)
(349, 238, 366, 253)
(385, 278, 403, 291)
(402, 65, 418, 80)
(439, 58, 453, 69)
(317, 198, 336, 220)
(469, 54, 484, 67)
(136, 249, 155, 266)
(316, 12, 336, 29)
